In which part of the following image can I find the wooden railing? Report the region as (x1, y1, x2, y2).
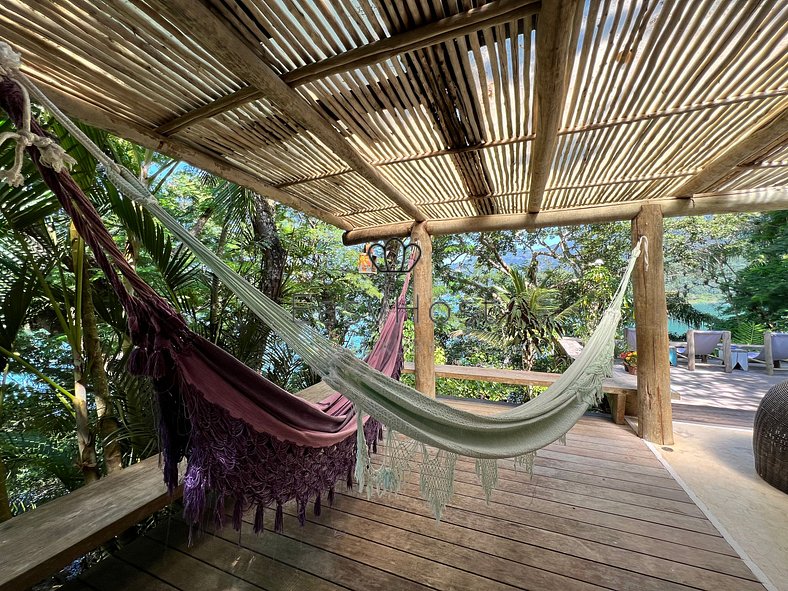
(401, 362, 636, 425)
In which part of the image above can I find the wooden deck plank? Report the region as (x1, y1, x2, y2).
(116, 534, 262, 591)
(344, 487, 756, 580)
(381, 476, 726, 551)
(381, 441, 702, 517)
(530, 455, 686, 490)
(146, 520, 347, 591)
(444, 459, 706, 517)
(13, 400, 764, 591)
(330, 491, 761, 590)
(277, 505, 609, 591)
(211, 518, 431, 591)
(527, 464, 695, 503)
(0, 456, 179, 591)
(272, 512, 525, 591)
(79, 555, 180, 591)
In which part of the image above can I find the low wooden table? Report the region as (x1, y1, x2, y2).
(731, 350, 749, 371)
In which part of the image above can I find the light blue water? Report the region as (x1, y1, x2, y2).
(667, 302, 727, 336)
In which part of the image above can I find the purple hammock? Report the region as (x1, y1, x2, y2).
(0, 80, 407, 534)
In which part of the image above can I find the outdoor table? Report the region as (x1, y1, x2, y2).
(731, 349, 749, 371)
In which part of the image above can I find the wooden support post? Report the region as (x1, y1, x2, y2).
(687, 330, 696, 371)
(723, 331, 732, 373)
(411, 222, 435, 398)
(765, 331, 774, 376)
(631, 205, 673, 445)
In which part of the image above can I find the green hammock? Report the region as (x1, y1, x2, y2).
(2, 51, 644, 517)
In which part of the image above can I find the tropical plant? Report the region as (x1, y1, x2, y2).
(731, 321, 766, 346)
(464, 266, 575, 372)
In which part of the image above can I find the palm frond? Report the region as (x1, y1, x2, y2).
(0, 431, 81, 491)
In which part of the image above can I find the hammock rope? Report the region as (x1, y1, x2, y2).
(0, 43, 645, 524)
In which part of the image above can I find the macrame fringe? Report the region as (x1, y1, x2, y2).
(253, 504, 265, 535)
(475, 458, 499, 504)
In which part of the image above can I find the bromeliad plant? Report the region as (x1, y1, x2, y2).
(619, 350, 637, 367)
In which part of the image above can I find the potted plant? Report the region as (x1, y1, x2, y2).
(619, 351, 638, 375)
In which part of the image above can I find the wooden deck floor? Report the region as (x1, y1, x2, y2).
(64, 404, 765, 591)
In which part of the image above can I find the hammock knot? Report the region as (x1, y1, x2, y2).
(33, 135, 77, 173)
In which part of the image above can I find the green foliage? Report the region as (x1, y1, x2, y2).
(731, 321, 766, 345)
(729, 211, 788, 327)
(0, 431, 81, 492)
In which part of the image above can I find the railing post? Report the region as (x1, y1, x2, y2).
(687, 330, 696, 371)
(411, 222, 435, 397)
(765, 331, 774, 375)
(631, 204, 673, 445)
(723, 331, 732, 373)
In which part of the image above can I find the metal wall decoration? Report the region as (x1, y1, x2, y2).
(367, 238, 421, 274)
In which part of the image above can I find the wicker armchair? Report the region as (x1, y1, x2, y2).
(753, 380, 788, 493)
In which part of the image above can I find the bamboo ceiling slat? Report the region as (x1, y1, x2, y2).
(1, 0, 786, 233)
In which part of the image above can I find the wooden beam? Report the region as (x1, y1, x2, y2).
(342, 188, 788, 244)
(672, 106, 788, 196)
(34, 82, 353, 230)
(153, 0, 540, 135)
(527, 0, 580, 213)
(411, 222, 435, 398)
(283, 0, 541, 87)
(155, 87, 260, 136)
(631, 204, 673, 445)
(153, 0, 426, 223)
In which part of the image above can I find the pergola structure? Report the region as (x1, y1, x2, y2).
(2, 0, 788, 445)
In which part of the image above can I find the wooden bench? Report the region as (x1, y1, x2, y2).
(401, 362, 637, 425)
(0, 456, 181, 591)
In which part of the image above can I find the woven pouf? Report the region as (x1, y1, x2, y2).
(753, 380, 788, 493)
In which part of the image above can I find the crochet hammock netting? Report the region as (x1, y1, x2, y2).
(0, 77, 405, 534)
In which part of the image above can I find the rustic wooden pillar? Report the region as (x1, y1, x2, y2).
(722, 331, 732, 373)
(764, 331, 774, 375)
(631, 205, 673, 444)
(686, 330, 696, 371)
(411, 222, 435, 398)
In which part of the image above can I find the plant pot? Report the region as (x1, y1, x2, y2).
(624, 364, 637, 375)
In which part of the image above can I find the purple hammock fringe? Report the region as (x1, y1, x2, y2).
(0, 78, 405, 537)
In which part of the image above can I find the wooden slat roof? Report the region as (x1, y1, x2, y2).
(1, 0, 787, 239)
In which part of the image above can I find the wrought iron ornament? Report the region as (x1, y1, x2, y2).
(367, 238, 421, 273)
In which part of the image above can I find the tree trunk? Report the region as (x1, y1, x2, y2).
(249, 195, 286, 360)
(251, 195, 285, 303)
(209, 223, 230, 342)
(81, 262, 123, 474)
(70, 225, 100, 484)
(0, 457, 11, 522)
